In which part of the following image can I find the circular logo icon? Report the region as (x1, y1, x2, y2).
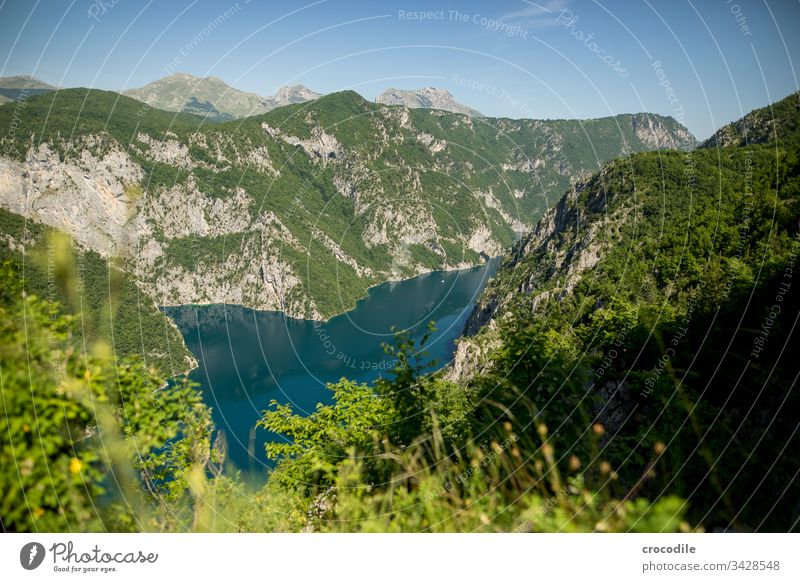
(20, 542, 46, 570)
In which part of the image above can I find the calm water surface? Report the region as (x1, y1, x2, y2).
(164, 260, 497, 475)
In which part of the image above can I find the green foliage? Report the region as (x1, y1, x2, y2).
(0, 88, 206, 160)
(259, 380, 391, 496)
(464, 103, 800, 531)
(324, 447, 687, 532)
(702, 91, 800, 148)
(0, 295, 106, 531)
(4, 87, 799, 534)
(256, 327, 688, 532)
(0, 279, 214, 532)
(0, 209, 193, 376)
(0, 87, 693, 318)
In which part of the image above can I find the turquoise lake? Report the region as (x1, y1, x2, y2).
(164, 260, 497, 475)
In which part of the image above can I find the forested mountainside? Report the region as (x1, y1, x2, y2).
(0, 87, 692, 319)
(447, 91, 800, 530)
(2, 90, 795, 534)
(0, 208, 193, 376)
(701, 89, 800, 148)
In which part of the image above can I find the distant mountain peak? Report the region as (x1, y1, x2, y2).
(376, 87, 483, 117)
(121, 73, 322, 120)
(0, 75, 57, 89)
(0, 75, 57, 104)
(273, 84, 321, 105)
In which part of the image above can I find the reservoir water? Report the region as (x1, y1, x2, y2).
(164, 260, 497, 474)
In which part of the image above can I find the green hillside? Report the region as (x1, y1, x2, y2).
(0, 208, 193, 377)
(451, 91, 800, 531)
(1, 88, 795, 533)
(0, 88, 694, 318)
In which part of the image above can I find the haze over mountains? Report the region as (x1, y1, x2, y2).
(122, 73, 322, 121)
(1, 74, 486, 121)
(0, 75, 57, 104)
(375, 87, 483, 117)
(3, 74, 485, 120)
(0, 73, 322, 121)
(1, 73, 683, 125)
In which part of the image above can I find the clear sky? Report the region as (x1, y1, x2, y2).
(1, 0, 798, 139)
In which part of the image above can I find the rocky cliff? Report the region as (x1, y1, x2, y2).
(0, 88, 694, 319)
(450, 92, 799, 387)
(376, 87, 484, 117)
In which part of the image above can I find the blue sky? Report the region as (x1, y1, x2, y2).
(1, 0, 798, 139)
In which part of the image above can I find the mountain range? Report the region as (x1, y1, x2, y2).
(1, 74, 484, 121)
(0, 75, 57, 104)
(1, 67, 797, 532)
(0, 86, 693, 322)
(121, 73, 322, 121)
(441, 90, 800, 531)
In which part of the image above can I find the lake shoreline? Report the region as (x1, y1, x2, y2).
(159, 256, 500, 326)
(162, 259, 500, 471)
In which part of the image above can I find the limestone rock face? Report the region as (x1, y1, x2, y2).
(0, 142, 141, 256)
(376, 87, 483, 117)
(631, 113, 695, 150)
(0, 138, 316, 318)
(273, 85, 322, 106)
(0, 88, 695, 320)
(451, 165, 632, 381)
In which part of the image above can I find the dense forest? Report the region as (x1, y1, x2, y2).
(1, 92, 798, 532)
